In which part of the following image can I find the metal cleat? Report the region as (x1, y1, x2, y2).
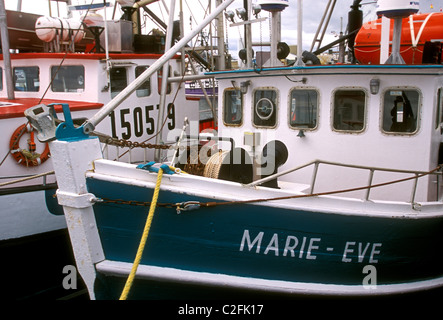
(24, 104, 58, 142)
(175, 201, 201, 214)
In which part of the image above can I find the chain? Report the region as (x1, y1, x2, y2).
(96, 197, 200, 214)
(260, 14, 263, 59)
(105, 137, 173, 150)
(97, 197, 175, 208)
(225, 12, 229, 57)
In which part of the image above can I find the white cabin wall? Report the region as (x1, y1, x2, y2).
(217, 70, 441, 202)
(4, 58, 99, 102)
(427, 78, 443, 201)
(0, 55, 199, 165)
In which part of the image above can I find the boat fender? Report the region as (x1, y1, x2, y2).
(9, 123, 50, 167)
(259, 140, 288, 188)
(277, 42, 290, 60)
(302, 51, 321, 65)
(239, 48, 255, 64)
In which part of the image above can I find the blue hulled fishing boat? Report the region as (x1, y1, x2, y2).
(25, 0, 443, 299)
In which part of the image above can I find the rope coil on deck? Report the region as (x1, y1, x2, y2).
(203, 150, 229, 179)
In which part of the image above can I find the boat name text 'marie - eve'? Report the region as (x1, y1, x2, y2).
(239, 229, 382, 263)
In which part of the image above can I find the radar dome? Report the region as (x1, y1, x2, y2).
(258, 0, 289, 12)
(376, 0, 419, 18)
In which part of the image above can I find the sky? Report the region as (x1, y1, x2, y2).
(5, 0, 443, 58)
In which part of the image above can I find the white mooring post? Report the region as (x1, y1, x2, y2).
(50, 136, 105, 300)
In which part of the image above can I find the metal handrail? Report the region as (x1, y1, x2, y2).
(0, 171, 55, 187)
(246, 159, 441, 203)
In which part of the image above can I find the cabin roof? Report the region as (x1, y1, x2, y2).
(208, 64, 443, 79)
(0, 52, 181, 61)
(0, 98, 103, 119)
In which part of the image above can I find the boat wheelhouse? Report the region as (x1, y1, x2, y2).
(212, 63, 443, 204)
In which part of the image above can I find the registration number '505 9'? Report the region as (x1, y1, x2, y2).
(109, 104, 175, 140)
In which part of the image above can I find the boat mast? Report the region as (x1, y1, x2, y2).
(258, 0, 298, 67)
(0, 0, 15, 100)
(295, 0, 304, 66)
(310, 0, 337, 52)
(377, 0, 419, 64)
(269, 4, 282, 66)
(216, 0, 226, 70)
(154, 0, 176, 162)
(244, 0, 253, 68)
(386, 17, 406, 64)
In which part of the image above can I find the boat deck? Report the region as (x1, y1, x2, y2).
(0, 98, 103, 119)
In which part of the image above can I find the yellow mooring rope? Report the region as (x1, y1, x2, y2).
(119, 168, 164, 300)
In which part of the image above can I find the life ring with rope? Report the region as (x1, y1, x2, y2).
(9, 123, 50, 167)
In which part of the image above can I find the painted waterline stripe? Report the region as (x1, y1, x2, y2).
(96, 260, 443, 296)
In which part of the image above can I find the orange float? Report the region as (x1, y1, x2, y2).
(9, 123, 50, 167)
(354, 12, 443, 64)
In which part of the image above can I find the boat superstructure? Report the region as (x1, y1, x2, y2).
(212, 63, 443, 203)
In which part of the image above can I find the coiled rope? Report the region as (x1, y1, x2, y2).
(119, 168, 164, 300)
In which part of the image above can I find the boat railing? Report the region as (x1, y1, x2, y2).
(247, 160, 443, 204)
(0, 171, 55, 189)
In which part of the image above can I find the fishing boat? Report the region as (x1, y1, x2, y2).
(25, 0, 443, 299)
(0, 0, 202, 298)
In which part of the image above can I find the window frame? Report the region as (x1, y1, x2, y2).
(331, 87, 367, 134)
(50, 65, 85, 93)
(13, 66, 40, 92)
(222, 87, 243, 127)
(135, 65, 151, 98)
(380, 87, 421, 135)
(435, 87, 443, 131)
(252, 87, 279, 129)
(110, 67, 128, 99)
(288, 87, 320, 131)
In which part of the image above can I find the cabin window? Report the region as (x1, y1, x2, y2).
(223, 88, 243, 125)
(253, 89, 278, 127)
(333, 89, 366, 132)
(289, 89, 318, 129)
(382, 89, 420, 134)
(110, 67, 127, 98)
(13, 67, 40, 92)
(436, 88, 443, 130)
(51, 66, 85, 92)
(135, 66, 151, 97)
